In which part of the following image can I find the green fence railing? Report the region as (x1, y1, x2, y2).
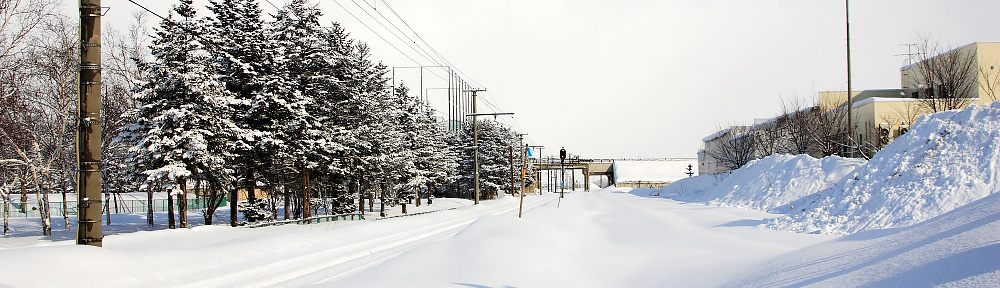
(4, 198, 226, 218)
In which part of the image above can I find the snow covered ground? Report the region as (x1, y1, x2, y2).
(2, 187, 997, 287)
(733, 191, 1000, 287)
(0, 189, 832, 287)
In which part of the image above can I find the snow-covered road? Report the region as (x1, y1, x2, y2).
(320, 189, 831, 287)
(0, 189, 832, 287)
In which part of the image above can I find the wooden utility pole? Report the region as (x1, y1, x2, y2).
(77, 0, 103, 246)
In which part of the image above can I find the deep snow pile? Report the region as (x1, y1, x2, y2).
(636, 154, 864, 213)
(735, 190, 1000, 287)
(766, 101, 1000, 235)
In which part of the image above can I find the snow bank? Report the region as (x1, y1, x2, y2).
(766, 101, 1000, 235)
(734, 191, 1000, 287)
(638, 154, 864, 213)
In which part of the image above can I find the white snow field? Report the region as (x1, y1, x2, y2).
(0, 190, 832, 287)
(2, 188, 997, 287)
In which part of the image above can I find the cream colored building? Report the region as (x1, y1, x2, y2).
(901, 42, 1000, 103)
(819, 42, 999, 154)
(699, 42, 999, 174)
(698, 125, 749, 175)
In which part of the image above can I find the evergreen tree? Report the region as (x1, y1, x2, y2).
(116, 0, 241, 227)
(208, 0, 301, 222)
(327, 36, 394, 210)
(269, 0, 344, 218)
(457, 119, 515, 200)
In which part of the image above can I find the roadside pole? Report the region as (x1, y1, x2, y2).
(77, 0, 104, 246)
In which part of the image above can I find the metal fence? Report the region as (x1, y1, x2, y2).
(3, 198, 226, 218)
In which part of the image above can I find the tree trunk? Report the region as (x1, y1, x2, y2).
(60, 173, 69, 230)
(354, 177, 363, 215)
(379, 182, 386, 217)
(416, 186, 421, 207)
(105, 190, 111, 225)
(358, 194, 365, 214)
(283, 184, 290, 220)
(33, 172, 51, 236)
(167, 191, 175, 229)
(3, 186, 9, 235)
(302, 167, 310, 218)
(230, 179, 237, 227)
(19, 180, 27, 213)
(147, 190, 154, 227)
(428, 184, 434, 205)
(179, 177, 187, 228)
(246, 169, 256, 222)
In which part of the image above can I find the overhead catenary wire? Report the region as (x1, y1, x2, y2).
(345, 1, 524, 135)
(352, 0, 444, 67)
(374, 0, 484, 89)
(330, 0, 422, 66)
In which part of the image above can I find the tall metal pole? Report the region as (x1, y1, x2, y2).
(419, 67, 424, 103)
(469, 89, 485, 205)
(530, 146, 544, 194)
(78, 0, 103, 246)
(846, 0, 854, 158)
(448, 70, 453, 132)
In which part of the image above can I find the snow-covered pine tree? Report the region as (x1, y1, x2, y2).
(268, 0, 345, 219)
(327, 38, 394, 213)
(116, 0, 241, 227)
(457, 119, 515, 200)
(208, 0, 301, 222)
(393, 83, 459, 206)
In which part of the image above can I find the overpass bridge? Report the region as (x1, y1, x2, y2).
(531, 158, 616, 192)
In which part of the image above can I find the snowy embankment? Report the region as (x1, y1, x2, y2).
(766, 101, 1000, 235)
(633, 154, 864, 213)
(734, 191, 1000, 287)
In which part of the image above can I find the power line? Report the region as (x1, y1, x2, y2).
(376, 0, 485, 88)
(330, 0, 422, 66)
(347, 0, 442, 66)
(356, 0, 445, 66)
